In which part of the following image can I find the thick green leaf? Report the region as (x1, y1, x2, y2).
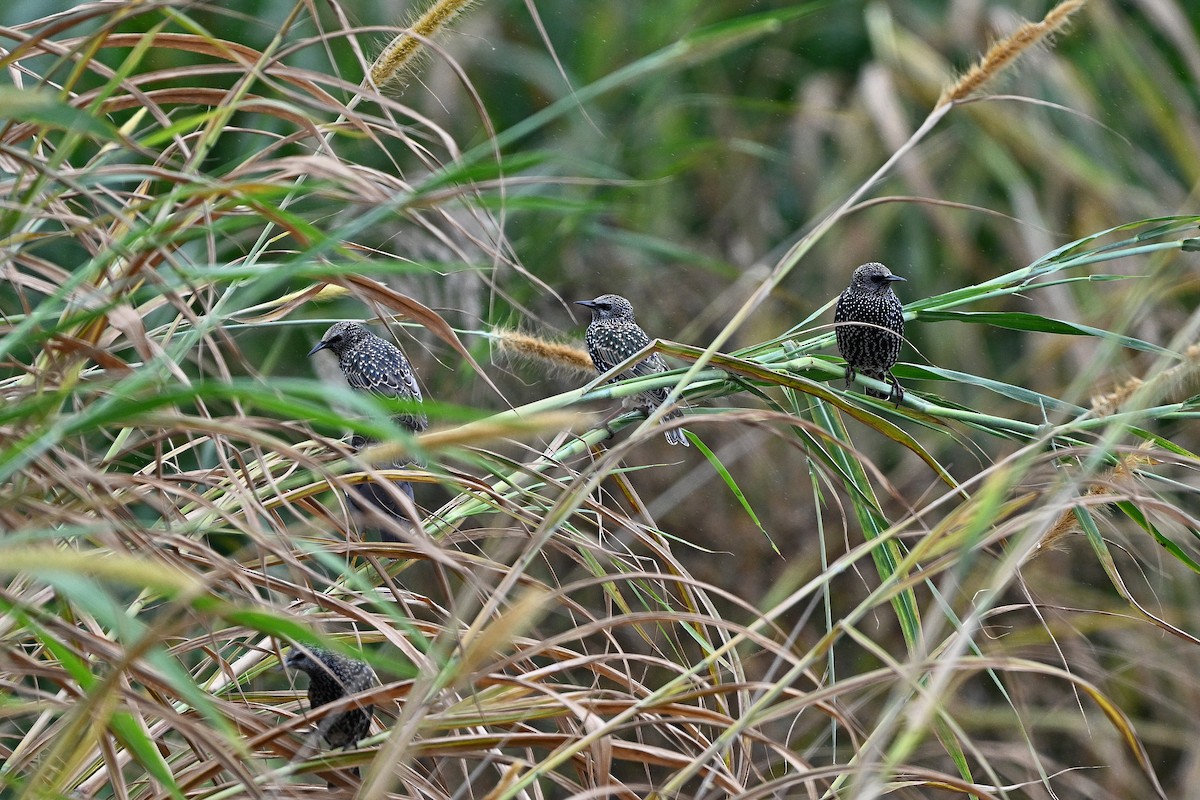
(901, 365, 1086, 413)
(916, 311, 1176, 357)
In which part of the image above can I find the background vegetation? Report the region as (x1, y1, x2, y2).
(2, 0, 1199, 797)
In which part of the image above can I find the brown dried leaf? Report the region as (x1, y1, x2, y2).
(335, 273, 505, 399)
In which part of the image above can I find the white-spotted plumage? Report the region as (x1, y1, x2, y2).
(308, 321, 425, 538)
(576, 294, 689, 446)
(284, 646, 378, 750)
(309, 321, 427, 433)
(834, 262, 906, 405)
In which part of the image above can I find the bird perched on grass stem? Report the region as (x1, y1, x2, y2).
(834, 262, 907, 405)
(308, 321, 427, 537)
(284, 646, 378, 777)
(576, 294, 688, 446)
(309, 321, 427, 434)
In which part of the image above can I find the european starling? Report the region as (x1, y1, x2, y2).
(309, 321, 425, 537)
(834, 262, 907, 405)
(576, 294, 688, 446)
(284, 646, 378, 753)
(308, 321, 427, 434)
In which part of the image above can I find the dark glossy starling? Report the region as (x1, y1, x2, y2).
(284, 646, 378, 753)
(309, 321, 425, 537)
(834, 262, 907, 405)
(576, 294, 688, 446)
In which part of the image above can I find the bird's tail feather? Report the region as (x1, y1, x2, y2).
(663, 427, 689, 446)
(661, 407, 689, 446)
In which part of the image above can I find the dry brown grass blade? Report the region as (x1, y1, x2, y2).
(59, 32, 346, 106)
(234, 284, 348, 325)
(333, 271, 506, 398)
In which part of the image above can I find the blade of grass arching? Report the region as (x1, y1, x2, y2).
(443, 4, 831, 169)
(902, 365, 1087, 413)
(0, 378, 363, 485)
(168, 5, 304, 173)
(655, 343, 962, 492)
(406, 151, 556, 195)
(916, 311, 1179, 358)
(1128, 428, 1200, 460)
(1021, 215, 1200, 270)
(1046, 217, 1194, 255)
(897, 216, 1200, 315)
(689, 434, 780, 556)
(805, 399, 921, 648)
(0, 87, 118, 140)
(1075, 506, 1200, 645)
(1112, 500, 1200, 575)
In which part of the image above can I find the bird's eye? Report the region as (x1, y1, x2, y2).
(328, 334, 342, 343)
(599, 303, 611, 310)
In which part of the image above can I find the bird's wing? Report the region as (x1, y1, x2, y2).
(590, 328, 661, 381)
(345, 353, 428, 432)
(631, 351, 670, 378)
(346, 363, 423, 403)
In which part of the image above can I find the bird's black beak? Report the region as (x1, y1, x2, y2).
(886, 275, 907, 282)
(574, 300, 599, 308)
(306, 340, 329, 357)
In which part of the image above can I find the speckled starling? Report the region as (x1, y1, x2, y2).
(284, 646, 378, 753)
(308, 321, 427, 434)
(309, 321, 425, 537)
(576, 294, 688, 446)
(834, 262, 907, 405)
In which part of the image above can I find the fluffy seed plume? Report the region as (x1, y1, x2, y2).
(369, 0, 480, 90)
(937, 0, 1086, 108)
(494, 329, 596, 375)
(1091, 344, 1200, 416)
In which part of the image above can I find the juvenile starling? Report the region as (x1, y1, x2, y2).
(834, 262, 907, 405)
(576, 294, 688, 446)
(309, 321, 425, 537)
(284, 646, 378, 753)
